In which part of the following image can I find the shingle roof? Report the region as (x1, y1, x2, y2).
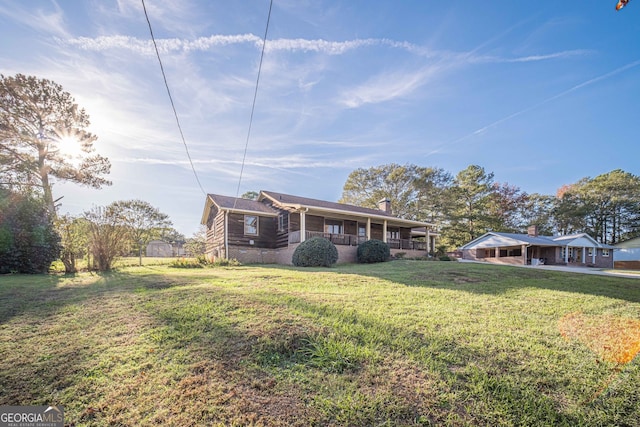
(207, 194, 278, 215)
(260, 190, 397, 218)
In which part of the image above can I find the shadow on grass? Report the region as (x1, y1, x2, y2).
(323, 260, 640, 303)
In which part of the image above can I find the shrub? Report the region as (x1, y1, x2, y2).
(169, 258, 204, 268)
(357, 239, 390, 264)
(292, 237, 338, 267)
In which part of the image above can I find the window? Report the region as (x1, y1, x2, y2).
(588, 248, 593, 257)
(561, 247, 566, 260)
(602, 248, 610, 257)
(277, 214, 286, 232)
(387, 228, 400, 240)
(358, 224, 366, 237)
(325, 220, 343, 234)
(244, 215, 258, 235)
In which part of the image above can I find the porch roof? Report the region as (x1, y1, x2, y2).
(260, 190, 432, 229)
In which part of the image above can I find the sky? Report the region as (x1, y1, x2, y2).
(1, 0, 639, 236)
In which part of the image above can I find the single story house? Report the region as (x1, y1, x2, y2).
(201, 190, 437, 264)
(146, 240, 185, 257)
(615, 237, 640, 270)
(460, 226, 614, 268)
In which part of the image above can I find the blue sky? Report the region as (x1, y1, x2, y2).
(1, 0, 639, 236)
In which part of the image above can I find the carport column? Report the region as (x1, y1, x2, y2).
(382, 220, 387, 243)
(300, 209, 306, 242)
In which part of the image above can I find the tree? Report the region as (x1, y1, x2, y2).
(411, 167, 453, 225)
(0, 187, 60, 273)
(520, 193, 556, 236)
(55, 214, 89, 274)
(109, 200, 172, 265)
(0, 74, 111, 213)
(241, 191, 259, 200)
(442, 165, 495, 248)
(185, 225, 206, 257)
(487, 182, 529, 233)
(84, 204, 129, 271)
(340, 164, 420, 217)
(569, 170, 640, 244)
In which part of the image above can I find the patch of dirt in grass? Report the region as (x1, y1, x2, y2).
(559, 312, 640, 364)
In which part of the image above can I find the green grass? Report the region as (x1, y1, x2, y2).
(1, 261, 639, 426)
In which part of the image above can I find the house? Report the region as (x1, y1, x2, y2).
(615, 237, 640, 270)
(146, 240, 173, 257)
(460, 225, 614, 268)
(201, 190, 436, 264)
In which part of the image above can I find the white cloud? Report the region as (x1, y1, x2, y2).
(0, 1, 68, 37)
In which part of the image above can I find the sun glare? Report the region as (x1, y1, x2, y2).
(56, 133, 85, 162)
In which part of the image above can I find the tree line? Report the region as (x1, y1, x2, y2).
(339, 164, 640, 251)
(1, 73, 204, 273)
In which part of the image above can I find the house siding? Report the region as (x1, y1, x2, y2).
(227, 213, 277, 249)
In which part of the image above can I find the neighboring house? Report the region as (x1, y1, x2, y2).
(146, 241, 186, 257)
(615, 237, 640, 270)
(460, 226, 614, 268)
(146, 240, 173, 257)
(201, 190, 437, 264)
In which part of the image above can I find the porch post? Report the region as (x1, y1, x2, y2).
(565, 245, 569, 263)
(582, 247, 586, 264)
(592, 247, 596, 264)
(426, 228, 431, 253)
(383, 220, 388, 243)
(300, 209, 306, 242)
(366, 217, 371, 240)
(523, 245, 527, 265)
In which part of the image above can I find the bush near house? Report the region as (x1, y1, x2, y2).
(292, 237, 339, 267)
(357, 239, 390, 263)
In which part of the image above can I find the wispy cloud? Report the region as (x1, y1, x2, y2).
(0, 1, 68, 37)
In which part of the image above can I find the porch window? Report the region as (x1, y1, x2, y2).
(277, 214, 286, 232)
(387, 228, 400, 240)
(588, 248, 593, 257)
(244, 215, 258, 235)
(325, 220, 343, 234)
(358, 224, 366, 238)
(602, 248, 610, 257)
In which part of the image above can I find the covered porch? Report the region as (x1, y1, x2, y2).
(288, 230, 429, 251)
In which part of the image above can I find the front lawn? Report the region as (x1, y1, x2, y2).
(1, 261, 639, 426)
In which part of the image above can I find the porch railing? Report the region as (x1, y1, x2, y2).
(288, 230, 427, 251)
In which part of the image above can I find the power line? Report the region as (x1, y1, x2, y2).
(141, 0, 207, 195)
(233, 0, 274, 209)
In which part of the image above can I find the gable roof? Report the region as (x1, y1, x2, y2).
(200, 193, 279, 224)
(259, 190, 432, 228)
(201, 190, 433, 229)
(460, 231, 609, 250)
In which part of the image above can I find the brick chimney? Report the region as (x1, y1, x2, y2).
(378, 198, 392, 214)
(527, 225, 538, 237)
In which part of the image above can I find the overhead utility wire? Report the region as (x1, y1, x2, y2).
(141, 0, 206, 195)
(232, 0, 274, 210)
